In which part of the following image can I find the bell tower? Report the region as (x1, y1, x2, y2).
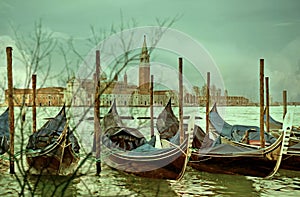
(139, 35, 150, 93)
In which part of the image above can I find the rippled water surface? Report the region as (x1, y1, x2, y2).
(0, 106, 300, 196)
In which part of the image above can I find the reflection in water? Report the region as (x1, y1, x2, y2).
(118, 172, 177, 196)
(170, 167, 258, 196)
(25, 160, 178, 196)
(2, 154, 300, 196)
(248, 170, 300, 197)
(73, 163, 178, 196)
(27, 175, 78, 197)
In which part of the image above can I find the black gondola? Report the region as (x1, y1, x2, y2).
(188, 104, 288, 177)
(26, 105, 80, 175)
(101, 100, 194, 180)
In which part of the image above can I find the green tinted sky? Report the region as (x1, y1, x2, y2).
(1, 0, 300, 102)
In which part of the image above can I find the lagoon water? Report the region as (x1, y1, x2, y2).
(1, 106, 300, 196)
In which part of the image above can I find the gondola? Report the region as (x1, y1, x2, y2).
(217, 105, 300, 172)
(26, 105, 80, 175)
(263, 111, 300, 171)
(0, 108, 9, 170)
(0, 108, 9, 155)
(101, 100, 194, 180)
(264, 111, 283, 130)
(264, 110, 300, 145)
(156, 99, 212, 151)
(209, 104, 277, 146)
(188, 104, 288, 177)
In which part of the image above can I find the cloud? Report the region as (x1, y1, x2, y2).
(47, 29, 71, 40)
(274, 22, 294, 27)
(0, 36, 40, 89)
(263, 37, 300, 101)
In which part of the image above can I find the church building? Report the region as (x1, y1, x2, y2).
(138, 35, 150, 94)
(65, 36, 180, 107)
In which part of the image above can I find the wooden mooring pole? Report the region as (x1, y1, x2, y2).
(265, 77, 270, 133)
(32, 74, 37, 133)
(150, 75, 154, 137)
(206, 72, 210, 134)
(259, 59, 265, 148)
(283, 90, 287, 119)
(178, 57, 184, 144)
(6, 47, 15, 174)
(94, 50, 101, 175)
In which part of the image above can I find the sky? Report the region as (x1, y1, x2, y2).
(0, 0, 300, 102)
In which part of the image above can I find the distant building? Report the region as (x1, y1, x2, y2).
(65, 36, 183, 107)
(3, 36, 251, 107)
(65, 74, 179, 107)
(5, 87, 65, 106)
(197, 84, 250, 106)
(64, 36, 252, 107)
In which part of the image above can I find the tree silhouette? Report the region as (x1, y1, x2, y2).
(1, 16, 180, 196)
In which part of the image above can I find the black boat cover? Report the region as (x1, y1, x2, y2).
(26, 106, 80, 153)
(0, 108, 9, 154)
(209, 104, 277, 145)
(156, 99, 179, 140)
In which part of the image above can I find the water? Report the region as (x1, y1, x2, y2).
(1, 106, 300, 196)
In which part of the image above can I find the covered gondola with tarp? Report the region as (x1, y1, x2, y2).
(101, 100, 194, 180)
(188, 104, 287, 177)
(209, 103, 276, 146)
(26, 105, 80, 175)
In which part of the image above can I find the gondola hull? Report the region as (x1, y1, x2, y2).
(278, 143, 300, 171)
(26, 135, 79, 175)
(188, 103, 285, 177)
(262, 112, 300, 171)
(102, 137, 189, 180)
(101, 100, 193, 180)
(189, 133, 283, 177)
(189, 155, 277, 177)
(26, 106, 80, 175)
